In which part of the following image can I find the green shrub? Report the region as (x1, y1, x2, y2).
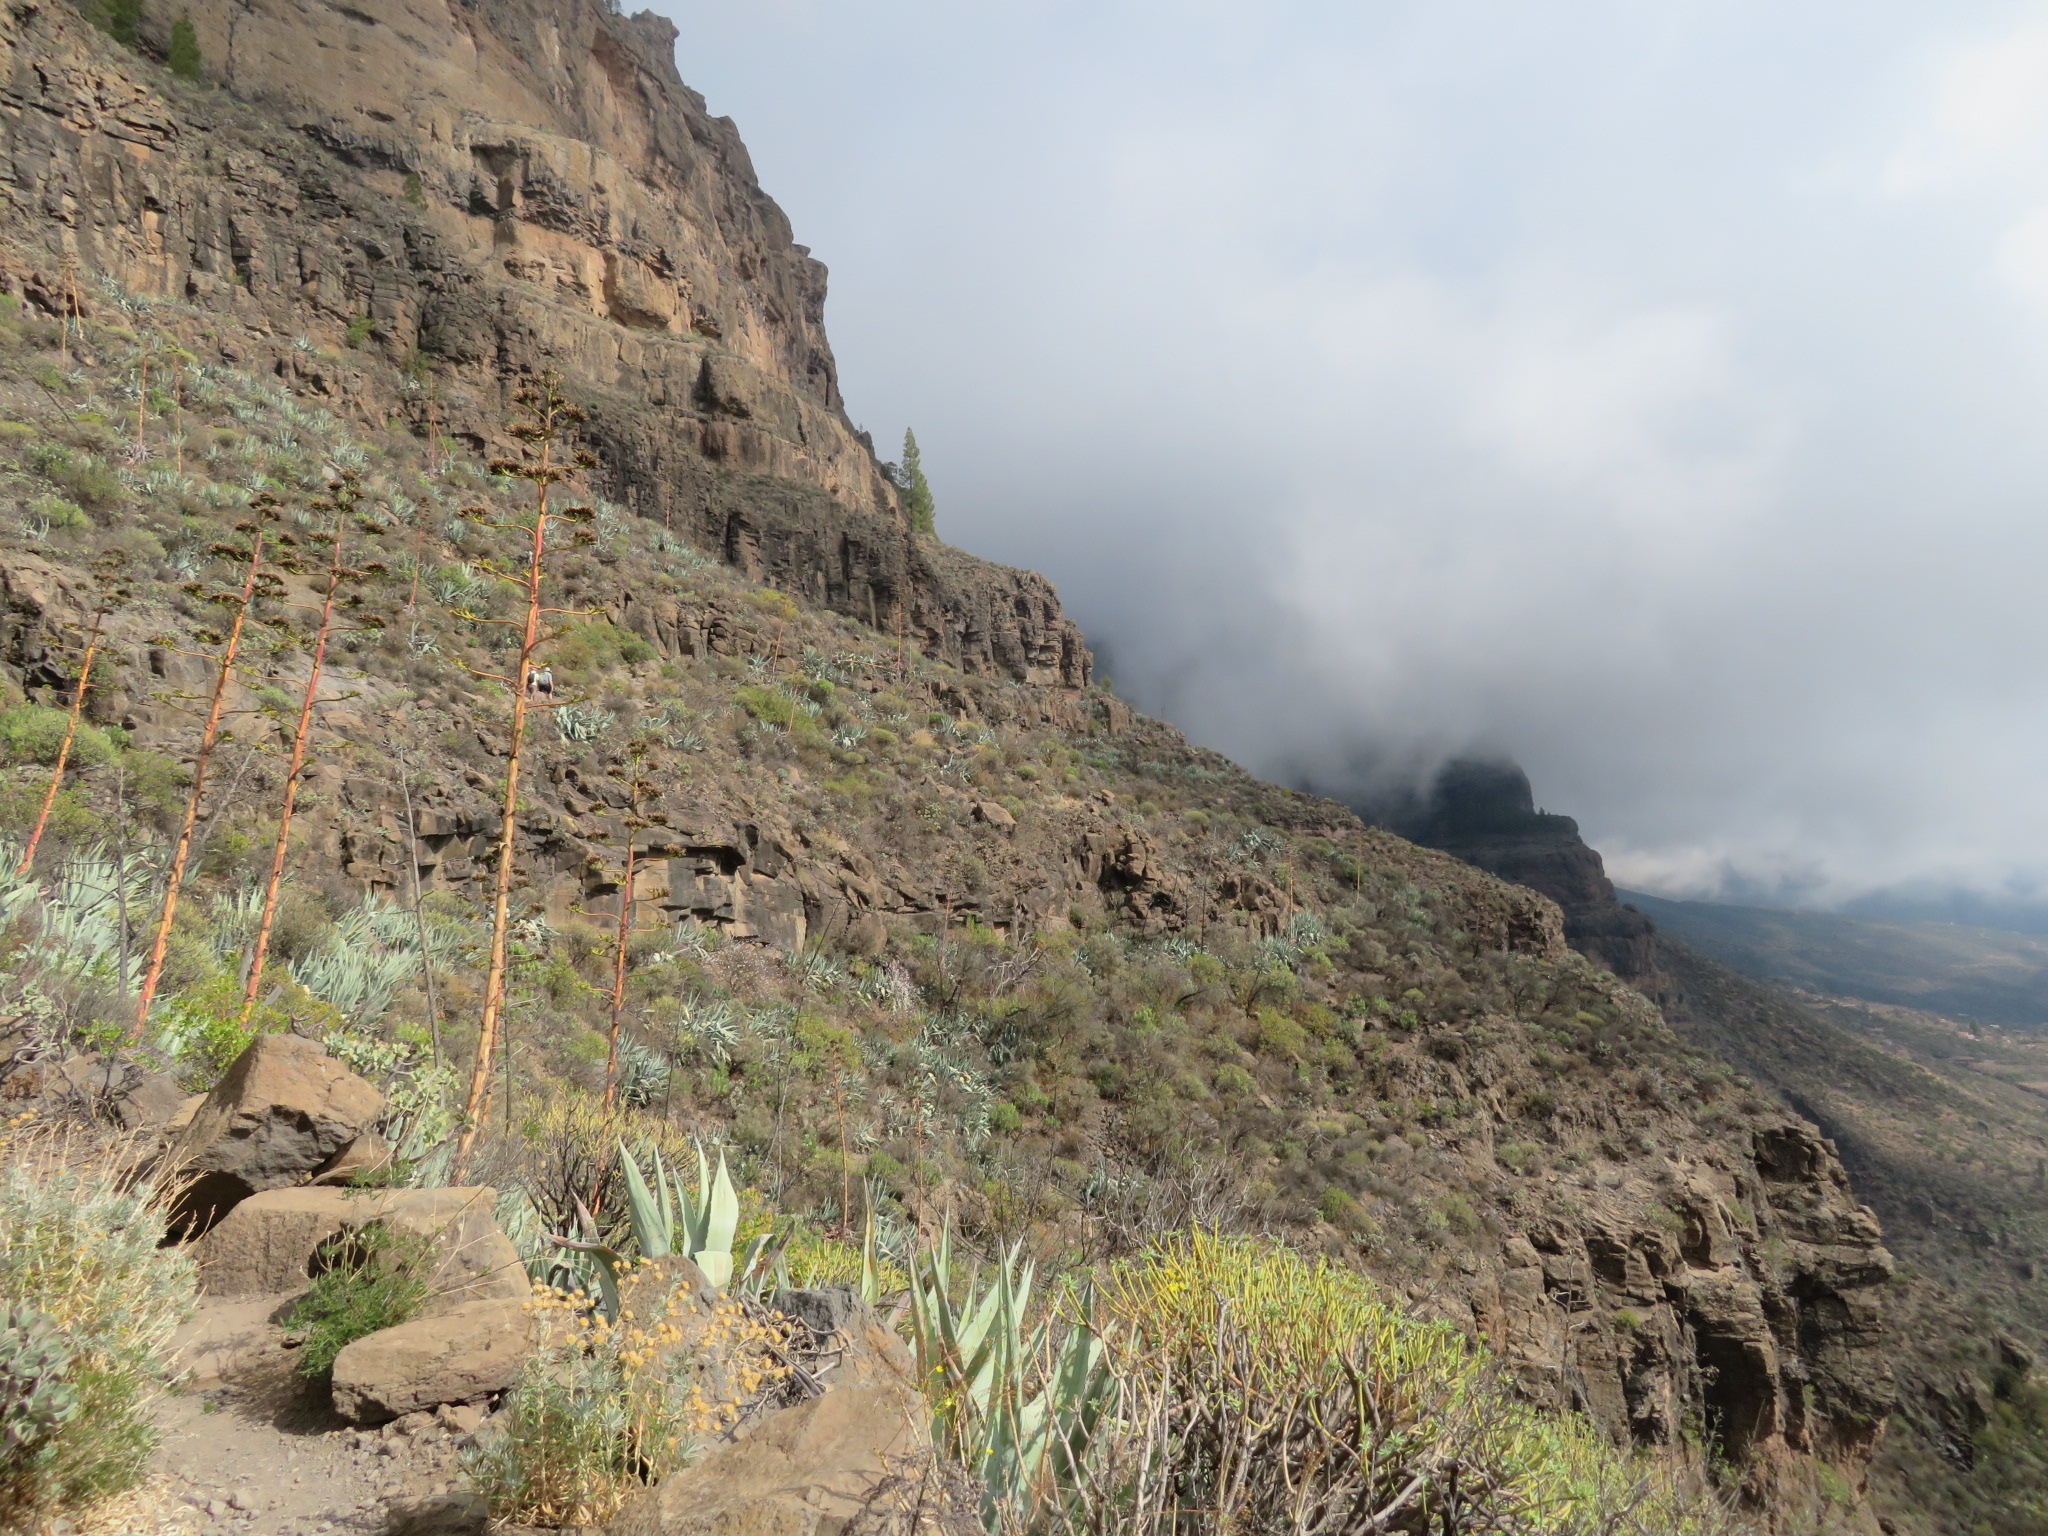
(1316, 1186, 1377, 1239)
(345, 316, 375, 347)
(1251, 1008, 1307, 1061)
(551, 620, 654, 676)
(287, 1224, 434, 1381)
(0, 706, 115, 770)
(30, 496, 87, 530)
(1074, 1233, 1751, 1536)
(90, 0, 143, 48)
(0, 783, 98, 843)
(26, 446, 122, 511)
(151, 974, 341, 1090)
(166, 14, 202, 77)
(0, 1141, 194, 1525)
(1497, 1140, 1543, 1172)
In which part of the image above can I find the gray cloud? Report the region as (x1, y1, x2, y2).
(659, 0, 2048, 905)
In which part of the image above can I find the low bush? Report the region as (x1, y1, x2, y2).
(26, 445, 122, 511)
(287, 1223, 435, 1380)
(0, 705, 116, 770)
(1031, 1233, 1752, 1536)
(469, 1265, 792, 1527)
(0, 1135, 194, 1526)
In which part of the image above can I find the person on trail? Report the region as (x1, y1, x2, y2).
(526, 665, 554, 700)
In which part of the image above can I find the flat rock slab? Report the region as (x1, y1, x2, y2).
(331, 1296, 533, 1424)
(604, 1383, 932, 1536)
(194, 1185, 525, 1308)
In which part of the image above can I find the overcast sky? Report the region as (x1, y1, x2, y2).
(655, 0, 2048, 909)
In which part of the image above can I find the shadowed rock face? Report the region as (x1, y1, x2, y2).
(1396, 759, 1658, 979)
(0, 0, 1090, 689)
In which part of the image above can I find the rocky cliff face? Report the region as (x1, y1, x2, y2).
(1386, 757, 2048, 1533)
(0, 0, 1090, 688)
(1388, 758, 1659, 978)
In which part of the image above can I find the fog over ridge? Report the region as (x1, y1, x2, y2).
(657, 0, 2048, 911)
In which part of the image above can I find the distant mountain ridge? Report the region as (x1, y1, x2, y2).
(1619, 891, 2048, 1030)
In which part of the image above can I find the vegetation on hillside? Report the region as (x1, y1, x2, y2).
(1655, 940, 2048, 1536)
(0, 1129, 194, 1525)
(0, 260, 1861, 1530)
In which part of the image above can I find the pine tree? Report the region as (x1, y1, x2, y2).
(102, 0, 143, 49)
(167, 16, 202, 79)
(899, 428, 935, 536)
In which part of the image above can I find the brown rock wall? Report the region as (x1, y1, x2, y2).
(0, 0, 1091, 688)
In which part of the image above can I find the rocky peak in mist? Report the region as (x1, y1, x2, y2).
(1365, 757, 1657, 979)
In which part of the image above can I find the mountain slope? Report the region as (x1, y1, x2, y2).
(0, 4, 1909, 1529)
(1387, 760, 2048, 1536)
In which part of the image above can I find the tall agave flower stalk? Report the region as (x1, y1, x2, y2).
(238, 471, 387, 1023)
(599, 741, 661, 1111)
(16, 551, 130, 875)
(450, 372, 598, 1177)
(130, 507, 283, 1040)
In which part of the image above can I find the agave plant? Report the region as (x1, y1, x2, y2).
(906, 1226, 1110, 1530)
(291, 899, 423, 1026)
(615, 1141, 763, 1288)
(550, 1143, 771, 1317)
(555, 704, 616, 744)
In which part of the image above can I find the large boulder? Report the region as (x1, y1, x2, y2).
(605, 1284, 935, 1536)
(603, 1383, 933, 1536)
(163, 1034, 383, 1233)
(192, 1185, 526, 1308)
(330, 1295, 534, 1424)
(36, 1053, 185, 1127)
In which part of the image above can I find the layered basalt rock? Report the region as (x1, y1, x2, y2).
(0, 0, 1090, 687)
(0, 7, 1903, 1524)
(1388, 758, 1659, 979)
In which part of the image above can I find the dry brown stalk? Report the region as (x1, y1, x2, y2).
(16, 553, 128, 875)
(238, 476, 381, 1022)
(451, 371, 599, 1177)
(130, 512, 281, 1040)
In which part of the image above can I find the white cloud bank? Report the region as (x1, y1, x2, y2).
(658, 0, 2048, 906)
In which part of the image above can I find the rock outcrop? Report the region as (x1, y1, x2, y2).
(192, 1184, 526, 1306)
(0, 5, 1915, 1524)
(1385, 758, 1657, 978)
(331, 1294, 534, 1424)
(606, 1278, 934, 1536)
(0, 0, 1091, 690)
(1377, 760, 1899, 1521)
(165, 1033, 385, 1233)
